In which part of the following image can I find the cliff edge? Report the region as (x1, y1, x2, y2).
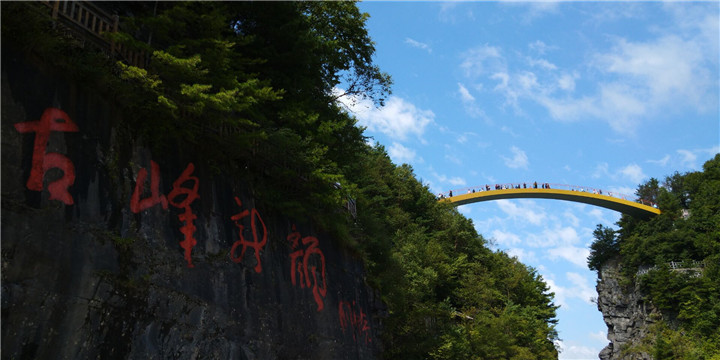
(596, 259, 658, 360)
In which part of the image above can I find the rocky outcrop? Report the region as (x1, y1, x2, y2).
(596, 259, 657, 360)
(1, 47, 381, 358)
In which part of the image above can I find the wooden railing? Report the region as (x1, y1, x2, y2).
(42, 0, 147, 68)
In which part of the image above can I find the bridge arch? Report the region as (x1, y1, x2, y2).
(439, 183, 660, 219)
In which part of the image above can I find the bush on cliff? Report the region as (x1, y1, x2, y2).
(589, 154, 720, 358)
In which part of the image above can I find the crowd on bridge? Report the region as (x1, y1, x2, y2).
(437, 182, 656, 208)
(438, 182, 550, 199)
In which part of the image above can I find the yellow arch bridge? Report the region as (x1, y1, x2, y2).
(439, 183, 660, 219)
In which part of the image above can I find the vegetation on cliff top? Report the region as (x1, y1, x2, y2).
(3, 2, 559, 358)
(588, 154, 720, 359)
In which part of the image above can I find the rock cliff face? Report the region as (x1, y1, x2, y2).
(596, 259, 657, 360)
(1, 49, 381, 358)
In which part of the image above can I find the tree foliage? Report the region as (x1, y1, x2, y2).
(589, 154, 720, 358)
(347, 147, 558, 359)
(587, 224, 619, 272)
(3, 2, 559, 357)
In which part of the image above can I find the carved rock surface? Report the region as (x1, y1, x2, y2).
(2, 47, 381, 359)
(596, 259, 655, 360)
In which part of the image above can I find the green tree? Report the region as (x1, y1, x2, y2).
(3, 3, 562, 358)
(636, 177, 660, 204)
(599, 155, 720, 357)
(588, 224, 619, 272)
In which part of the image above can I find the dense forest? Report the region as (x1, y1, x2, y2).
(589, 154, 720, 359)
(2, 2, 559, 359)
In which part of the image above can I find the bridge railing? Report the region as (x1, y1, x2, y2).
(637, 260, 707, 278)
(41, 0, 148, 68)
(438, 182, 657, 208)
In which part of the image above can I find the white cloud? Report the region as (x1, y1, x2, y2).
(388, 142, 416, 164)
(556, 339, 601, 360)
(444, 154, 462, 166)
(458, 82, 475, 103)
(598, 35, 711, 109)
(496, 200, 546, 225)
(518, 71, 540, 93)
(457, 131, 478, 144)
(587, 207, 608, 223)
(461, 45, 505, 78)
(438, 2, 475, 23)
(508, 1, 560, 24)
(557, 73, 576, 92)
(448, 177, 467, 187)
(563, 210, 580, 228)
(491, 71, 521, 109)
(492, 230, 523, 246)
(457, 83, 488, 120)
(544, 278, 566, 308)
(427, 168, 468, 194)
(592, 162, 610, 179)
(597, 83, 647, 134)
(535, 94, 597, 124)
(500, 125, 519, 137)
(647, 154, 670, 167)
(536, 30, 717, 135)
(677, 146, 720, 170)
(507, 247, 538, 264)
(431, 169, 467, 189)
(589, 330, 608, 344)
(405, 38, 432, 53)
(548, 246, 591, 268)
(501, 146, 529, 169)
(527, 57, 557, 71)
(529, 40, 553, 55)
(592, 162, 646, 185)
(526, 226, 580, 248)
(567, 272, 596, 304)
(547, 272, 596, 309)
(337, 92, 435, 142)
(619, 163, 646, 184)
(470, 11, 718, 136)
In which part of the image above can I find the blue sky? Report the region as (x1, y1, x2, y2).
(337, 1, 719, 359)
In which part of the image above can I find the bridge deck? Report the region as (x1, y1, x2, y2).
(441, 187, 660, 219)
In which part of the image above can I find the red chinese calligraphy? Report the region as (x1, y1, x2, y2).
(230, 196, 267, 273)
(14, 108, 79, 205)
(167, 163, 200, 268)
(339, 300, 371, 344)
(287, 226, 328, 312)
(130, 160, 168, 213)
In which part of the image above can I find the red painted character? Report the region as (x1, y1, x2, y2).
(339, 300, 371, 344)
(288, 224, 305, 286)
(14, 108, 79, 205)
(287, 225, 328, 312)
(230, 196, 267, 273)
(130, 160, 168, 213)
(167, 163, 200, 268)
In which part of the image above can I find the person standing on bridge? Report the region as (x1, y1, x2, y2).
(533, 181, 537, 189)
